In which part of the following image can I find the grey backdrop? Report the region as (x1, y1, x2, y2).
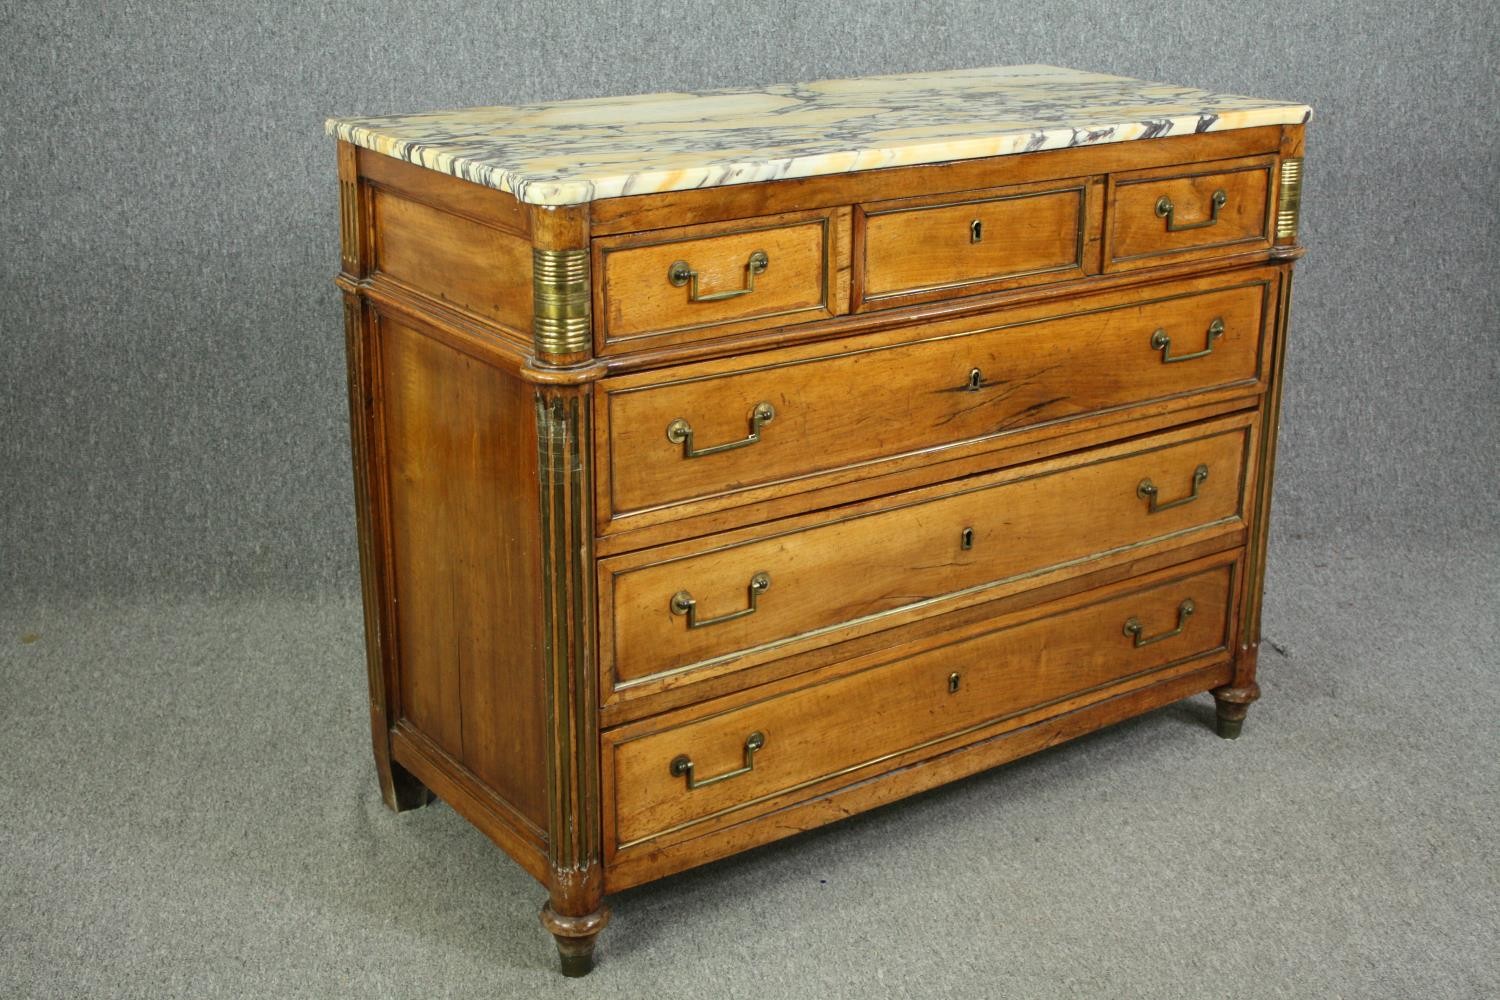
(3, 0, 1496, 602)
(5, 5, 1499, 999)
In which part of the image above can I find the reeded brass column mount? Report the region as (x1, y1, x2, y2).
(1276, 157, 1304, 240)
(532, 247, 591, 360)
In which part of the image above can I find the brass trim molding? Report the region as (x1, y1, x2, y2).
(533, 248, 592, 360)
(1275, 157, 1303, 240)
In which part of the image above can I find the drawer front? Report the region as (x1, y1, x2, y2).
(606, 561, 1234, 849)
(594, 208, 846, 353)
(602, 272, 1271, 520)
(602, 419, 1250, 692)
(857, 179, 1090, 308)
(1106, 156, 1274, 269)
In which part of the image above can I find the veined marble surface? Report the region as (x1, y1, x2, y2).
(326, 65, 1311, 207)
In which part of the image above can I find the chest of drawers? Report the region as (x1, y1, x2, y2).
(327, 65, 1310, 975)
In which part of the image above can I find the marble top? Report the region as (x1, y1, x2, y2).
(326, 65, 1310, 207)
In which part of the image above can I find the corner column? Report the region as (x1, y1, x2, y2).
(337, 141, 432, 810)
(529, 203, 609, 976)
(1216, 125, 1306, 739)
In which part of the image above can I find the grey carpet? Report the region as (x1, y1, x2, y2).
(3, 532, 1496, 1000)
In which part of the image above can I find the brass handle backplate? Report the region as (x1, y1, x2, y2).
(1123, 599, 1195, 648)
(1152, 318, 1225, 363)
(671, 572, 771, 629)
(1138, 464, 1209, 514)
(668, 250, 770, 302)
(1155, 189, 1228, 232)
(670, 731, 765, 790)
(667, 402, 775, 459)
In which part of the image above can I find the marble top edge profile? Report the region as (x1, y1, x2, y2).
(326, 64, 1311, 207)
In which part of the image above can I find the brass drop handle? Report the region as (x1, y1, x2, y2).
(667, 402, 775, 459)
(1123, 599, 1195, 648)
(671, 731, 765, 790)
(1152, 318, 1225, 363)
(668, 250, 770, 302)
(671, 572, 771, 629)
(1138, 464, 1209, 514)
(1155, 189, 1228, 232)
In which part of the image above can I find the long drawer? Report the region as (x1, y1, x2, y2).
(604, 558, 1236, 856)
(597, 269, 1273, 528)
(600, 415, 1254, 701)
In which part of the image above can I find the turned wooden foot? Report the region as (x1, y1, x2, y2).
(1212, 683, 1261, 740)
(378, 758, 434, 812)
(541, 902, 610, 977)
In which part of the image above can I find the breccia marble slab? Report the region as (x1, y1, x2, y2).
(326, 64, 1311, 206)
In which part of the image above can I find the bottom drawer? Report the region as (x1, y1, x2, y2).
(605, 559, 1236, 856)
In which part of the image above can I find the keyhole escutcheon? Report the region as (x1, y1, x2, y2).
(961, 527, 975, 550)
(970, 219, 983, 243)
(967, 368, 983, 391)
(948, 672, 961, 694)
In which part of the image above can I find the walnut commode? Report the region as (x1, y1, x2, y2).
(327, 65, 1310, 975)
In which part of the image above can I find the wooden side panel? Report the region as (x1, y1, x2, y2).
(376, 311, 547, 828)
(371, 187, 532, 337)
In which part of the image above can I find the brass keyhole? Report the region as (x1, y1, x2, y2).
(970, 219, 983, 243)
(967, 368, 983, 391)
(948, 672, 961, 694)
(961, 527, 974, 551)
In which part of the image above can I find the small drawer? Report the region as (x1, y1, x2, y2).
(856, 178, 1092, 310)
(1105, 155, 1274, 270)
(593, 208, 848, 354)
(599, 417, 1252, 700)
(599, 270, 1273, 525)
(604, 560, 1234, 853)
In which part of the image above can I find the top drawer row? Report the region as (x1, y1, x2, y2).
(593, 154, 1276, 355)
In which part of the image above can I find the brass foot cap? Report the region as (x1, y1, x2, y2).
(1216, 717, 1244, 740)
(558, 951, 595, 978)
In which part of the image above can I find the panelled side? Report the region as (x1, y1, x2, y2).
(340, 143, 551, 876)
